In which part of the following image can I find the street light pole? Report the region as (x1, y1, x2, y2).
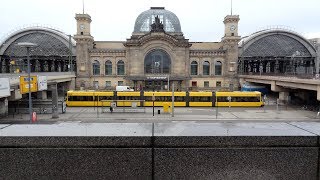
(17, 42, 37, 123)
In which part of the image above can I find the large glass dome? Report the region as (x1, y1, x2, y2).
(133, 7, 182, 33)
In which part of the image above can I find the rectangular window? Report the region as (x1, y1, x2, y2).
(192, 81, 197, 87)
(105, 81, 111, 87)
(118, 81, 124, 86)
(216, 81, 221, 87)
(204, 81, 209, 87)
(105, 65, 112, 75)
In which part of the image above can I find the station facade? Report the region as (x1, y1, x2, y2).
(74, 7, 241, 91)
(0, 7, 318, 93)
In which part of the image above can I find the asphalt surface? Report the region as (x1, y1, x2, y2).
(1, 103, 319, 124)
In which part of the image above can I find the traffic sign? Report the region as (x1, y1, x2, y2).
(20, 76, 38, 94)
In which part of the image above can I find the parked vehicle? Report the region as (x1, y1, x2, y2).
(116, 86, 134, 91)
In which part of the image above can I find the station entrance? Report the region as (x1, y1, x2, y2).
(145, 80, 169, 91)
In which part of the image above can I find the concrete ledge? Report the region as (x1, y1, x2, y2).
(155, 147, 318, 180)
(0, 122, 319, 179)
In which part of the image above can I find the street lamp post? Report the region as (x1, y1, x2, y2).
(17, 42, 38, 123)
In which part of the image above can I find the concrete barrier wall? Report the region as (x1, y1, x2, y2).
(0, 123, 318, 180)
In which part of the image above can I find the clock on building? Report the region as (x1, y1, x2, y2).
(80, 24, 85, 30)
(230, 25, 236, 31)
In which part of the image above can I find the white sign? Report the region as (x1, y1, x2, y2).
(37, 76, 47, 91)
(0, 78, 10, 98)
(147, 76, 167, 80)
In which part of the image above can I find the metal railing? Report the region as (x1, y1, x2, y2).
(239, 72, 317, 79)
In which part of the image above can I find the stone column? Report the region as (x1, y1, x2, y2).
(279, 91, 289, 105)
(51, 84, 59, 119)
(275, 60, 279, 74)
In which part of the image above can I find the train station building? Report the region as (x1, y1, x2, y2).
(0, 7, 318, 92)
(74, 7, 240, 91)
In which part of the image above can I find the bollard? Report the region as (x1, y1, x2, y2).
(32, 112, 37, 123)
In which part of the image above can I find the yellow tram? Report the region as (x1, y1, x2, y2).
(66, 91, 264, 107)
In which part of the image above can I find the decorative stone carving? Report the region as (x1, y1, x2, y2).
(150, 16, 165, 33)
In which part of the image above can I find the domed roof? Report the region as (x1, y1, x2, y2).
(133, 7, 182, 34)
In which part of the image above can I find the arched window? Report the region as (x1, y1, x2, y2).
(203, 61, 210, 75)
(144, 49, 171, 74)
(105, 60, 112, 75)
(92, 60, 100, 75)
(117, 60, 125, 75)
(215, 61, 222, 76)
(191, 61, 198, 75)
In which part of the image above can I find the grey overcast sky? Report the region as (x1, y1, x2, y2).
(0, 0, 320, 42)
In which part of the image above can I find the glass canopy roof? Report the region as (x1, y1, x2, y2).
(4, 32, 71, 57)
(133, 7, 182, 33)
(242, 34, 312, 57)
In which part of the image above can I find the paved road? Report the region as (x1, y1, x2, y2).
(1, 104, 319, 124)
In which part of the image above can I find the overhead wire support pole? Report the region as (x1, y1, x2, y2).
(167, 74, 169, 92)
(172, 83, 174, 117)
(231, 0, 233, 15)
(68, 35, 72, 72)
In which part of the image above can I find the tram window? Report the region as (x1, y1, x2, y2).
(175, 96, 185, 102)
(217, 96, 260, 102)
(190, 96, 211, 102)
(99, 96, 113, 101)
(217, 97, 228, 102)
(68, 96, 93, 101)
(145, 96, 185, 102)
(131, 96, 140, 100)
(118, 96, 125, 100)
(117, 96, 141, 100)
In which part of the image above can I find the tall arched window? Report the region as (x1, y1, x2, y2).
(203, 61, 210, 75)
(144, 49, 171, 74)
(105, 60, 112, 75)
(191, 61, 198, 75)
(117, 60, 125, 75)
(92, 60, 100, 75)
(215, 61, 222, 76)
